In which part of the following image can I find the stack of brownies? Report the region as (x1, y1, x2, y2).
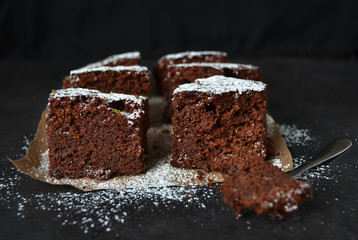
(46, 50, 311, 218)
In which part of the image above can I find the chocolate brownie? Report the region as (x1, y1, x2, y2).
(154, 51, 228, 94)
(219, 160, 312, 218)
(63, 51, 141, 87)
(171, 76, 267, 173)
(162, 62, 262, 122)
(63, 65, 151, 96)
(46, 88, 149, 180)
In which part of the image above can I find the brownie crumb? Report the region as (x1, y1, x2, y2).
(196, 170, 205, 181)
(219, 160, 312, 218)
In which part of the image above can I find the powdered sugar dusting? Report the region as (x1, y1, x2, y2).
(277, 124, 313, 147)
(81, 51, 140, 69)
(70, 65, 148, 75)
(172, 62, 258, 70)
(49, 88, 146, 126)
(269, 157, 291, 171)
(21, 135, 31, 152)
(0, 165, 219, 234)
(159, 51, 227, 62)
(174, 76, 266, 95)
(280, 182, 311, 213)
(51, 88, 146, 105)
(292, 155, 336, 181)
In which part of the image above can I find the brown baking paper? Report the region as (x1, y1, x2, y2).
(10, 97, 292, 191)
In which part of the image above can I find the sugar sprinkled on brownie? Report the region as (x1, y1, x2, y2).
(174, 75, 266, 96)
(50, 88, 146, 126)
(64, 65, 151, 96)
(51, 88, 146, 105)
(172, 62, 259, 70)
(159, 51, 227, 62)
(70, 65, 148, 75)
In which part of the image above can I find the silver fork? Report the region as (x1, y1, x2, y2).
(287, 138, 352, 178)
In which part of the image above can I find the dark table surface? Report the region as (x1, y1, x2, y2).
(0, 57, 357, 240)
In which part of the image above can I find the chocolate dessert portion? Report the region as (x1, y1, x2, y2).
(172, 76, 268, 173)
(63, 51, 141, 88)
(63, 65, 151, 96)
(162, 62, 262, 122)
(219, 160, 312, 218)
(154, 51, 228, 94)
(172, 75, 311, 217)
(46, 88, 149, 180)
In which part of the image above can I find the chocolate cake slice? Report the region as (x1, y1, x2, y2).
(162, 62, 262, 122)
(63, 65, 151, 96)
(154, 51, 228, 94)
(172, 75, 311, 217)
(46, 88, 149, 180)
(219, 160, 312, 218)
(172, 76, 267, 173)
(63, 51, 141, 88)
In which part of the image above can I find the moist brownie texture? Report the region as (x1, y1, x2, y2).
(63, 65, 151, 96)
(219, 160, 312, 218)
(172, 76, 267, 173)
(162, 62, 262, 122)
(46, 88, 149, 180)
(154, 51, 228, 94)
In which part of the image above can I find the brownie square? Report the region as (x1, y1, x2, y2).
(46, 88, 149, 180)
(162, 62, 262, 123)
(63, 51, 141, 88)
(171, 76, 268, 173)
(63, 65, 151, 96)
(154, 51, 228, 94)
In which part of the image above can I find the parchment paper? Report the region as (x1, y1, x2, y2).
(10, 97, 292, 191)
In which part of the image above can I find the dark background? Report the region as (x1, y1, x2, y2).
(1, 0, 358, 59)
(1, 1, 358, 240)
